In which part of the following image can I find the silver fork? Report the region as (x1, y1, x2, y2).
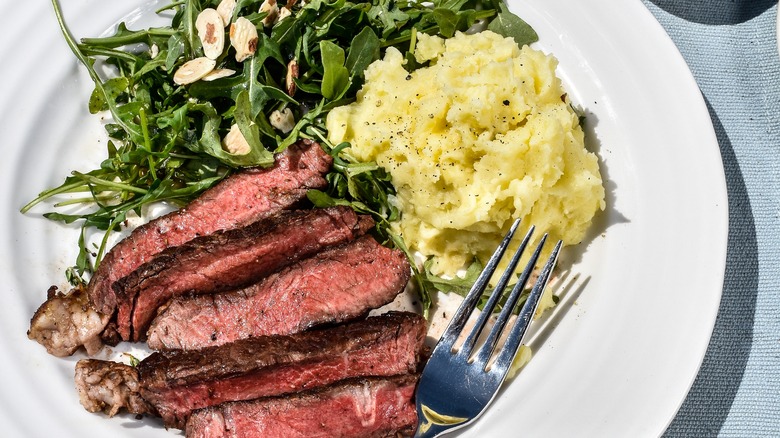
(414, 218, 562, 437)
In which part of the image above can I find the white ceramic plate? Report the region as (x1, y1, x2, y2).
(0, 0, 727, 437)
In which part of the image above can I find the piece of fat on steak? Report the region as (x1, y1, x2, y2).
(74, 312, 426, 430)
(88, 140, 332, 316)
(114, 206, 374, 342)
(147, 235, 411, 350)
(75, 359, 156, 417)
(185, 374, 419, 438)
(28, 286, 109, 357)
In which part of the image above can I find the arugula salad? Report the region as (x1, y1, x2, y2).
(23, 0, 538, 313)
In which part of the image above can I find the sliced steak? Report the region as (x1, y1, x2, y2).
(89, 140, 332, 315)
(74, 312, 425, 429)
(185, 374, 419, 438)
(147, 235, 411, 350)
(114, 206, 373, 341)
(141, 312, 425, 428)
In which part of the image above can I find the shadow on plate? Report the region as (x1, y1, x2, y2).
(662, 98, 759, 437)
(645, 0, 774, 25)
(559, 102, 628, 269)
(523, 270, 589, 354)
(119, 415, 173, 432)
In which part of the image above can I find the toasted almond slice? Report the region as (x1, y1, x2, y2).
(270, 108, 295, 134)
(173, 57, 217, 85)
(216, 0, 237, 27)
(286, 58, 299, 96)
(230, 17, 259, 62)
(259, 0, 279, 27)
(277, 6, 292, 23)
(222, 124, 252, 155)
(196, 8, 225, 60)
(202, 68, 237, 82)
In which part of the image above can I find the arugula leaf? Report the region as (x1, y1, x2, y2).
(421, 258, 485, 297)
(345, 27, 381, 79)
(88, 77, 129, 114)
(320, 40, 351, 99)
(165, 33, 186, 71)
(432, 8, 460, 38)
(487, 3, 539, 47)
(234, 90, 275, 166)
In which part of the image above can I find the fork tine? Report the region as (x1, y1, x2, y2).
(471, 233, 550, 368)
(437, 218, 522, 351)
(458, 226, 535, 358)
(413, 229, 563, 438)
(491, 239, 562, 376)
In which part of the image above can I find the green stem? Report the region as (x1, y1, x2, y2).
(78, 46, 141, 63)
(156, 1, 185, 14)
(94, 211, 126, 267)
(53, 194, 117, 207)
(72, 172, 149, 195)
(20, 180, 86, 213)
(168, 152, 202, 159)
(138, 107, 158, 177)
(80, 28, 177, 47)
(51, 0, 143, 140)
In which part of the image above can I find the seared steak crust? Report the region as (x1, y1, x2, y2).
(88, 140, 332, 315)
(185, 375, 419, 438)
(147, 235, 411, 350)
(114, 207, 373, 341)
(139, 312, 426, 428)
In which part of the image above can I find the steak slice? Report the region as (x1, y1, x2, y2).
(141, 312, 425, 428)
(147, 235, 411, 350)
(114, 206, 373, 341)
(89, 140, 332, 315)
(185, 375, 419, 438)
(74, 312, 426, 429)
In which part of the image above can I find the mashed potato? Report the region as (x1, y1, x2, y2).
(327, 31, 604, 296)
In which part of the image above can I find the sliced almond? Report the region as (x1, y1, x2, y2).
(222, 124, 252, 155)
(270, 108, 295, 134)
(286, 58, 299, 96)
(259, 0, 279, 27)
(173, 57, 216, 85)
(277, 6, 292, 23)
(230, 17, 259, 62)
(216, 0, 237, 27)
(202, 68, 237, 82)
(196, 8, 225, 60)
